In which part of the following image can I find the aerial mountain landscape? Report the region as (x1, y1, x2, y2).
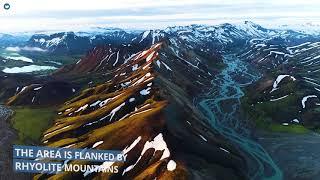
(1, 20, 320, 180)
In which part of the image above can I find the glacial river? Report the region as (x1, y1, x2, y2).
(197, 54, 283, 180)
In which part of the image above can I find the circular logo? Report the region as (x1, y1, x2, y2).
(4, 3, 10, 10)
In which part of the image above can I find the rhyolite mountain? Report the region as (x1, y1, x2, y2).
(29, 42, 247, 180)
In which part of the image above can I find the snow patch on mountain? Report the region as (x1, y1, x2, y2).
(270, 75, 296, 93)
(302, 95, 318, 108)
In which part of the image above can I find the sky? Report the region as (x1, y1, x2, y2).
(0, 0, 320, 33)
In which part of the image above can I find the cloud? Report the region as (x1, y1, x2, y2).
(6, 46, 47, 52)
(1, 0, 320, 32)
(5, 47, 20, 52)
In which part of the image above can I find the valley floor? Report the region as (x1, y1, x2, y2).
(257, 131, 320, 180)
(199, 53, 320, 179)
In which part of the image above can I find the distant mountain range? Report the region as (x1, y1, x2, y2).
(1, 21, 319, 54)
